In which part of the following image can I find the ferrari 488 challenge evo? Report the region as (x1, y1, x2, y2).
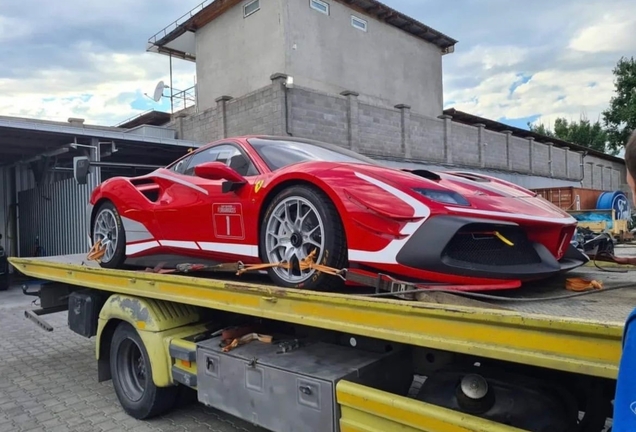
(87, 135, 588, 292)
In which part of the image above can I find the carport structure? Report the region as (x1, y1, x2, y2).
(0, 113, 202, 261)
(0, 113, 200, 183)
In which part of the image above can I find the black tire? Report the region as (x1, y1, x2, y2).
(109, 322, 178, 419)
(260, 184, 347, 291)
(92, 201, 126, 269)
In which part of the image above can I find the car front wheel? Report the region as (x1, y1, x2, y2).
(260, 184, 347, 291)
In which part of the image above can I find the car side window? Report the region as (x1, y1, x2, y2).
(184, 144, 258, 177)
(169, 155, 192, 174)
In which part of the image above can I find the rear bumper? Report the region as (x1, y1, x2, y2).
(396, 216, 587, 281)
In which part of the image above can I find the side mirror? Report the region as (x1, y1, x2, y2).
(74, 156, 91, 185)
(194, 162, 245, 184)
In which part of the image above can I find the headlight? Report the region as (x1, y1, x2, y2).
(413, 188, 470, 206)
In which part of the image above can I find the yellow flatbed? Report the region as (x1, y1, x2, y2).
(9, 254, 634, 380)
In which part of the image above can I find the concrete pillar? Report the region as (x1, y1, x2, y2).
(527, 137, 535, 173)
(587, 162, 595, 188)
(395, 104, 412, 158)
(473, 124, 485, 167)
(341, 91, 360, 152)
(270, 73, 290, 136)
(597, 164, 605, 190)
(546, 142, 554, 177)
(439, 114, 453, 164)
(215, 95, 233, 139)
(563, 146, 570, 178)
(175, 111, 187, 139)
(502, 130, 512, 170)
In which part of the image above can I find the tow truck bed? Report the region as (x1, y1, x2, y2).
(10, 252, 635, 380)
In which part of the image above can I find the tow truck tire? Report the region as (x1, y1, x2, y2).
(110, 322, 178, 419)
(0, 274, 8, 291)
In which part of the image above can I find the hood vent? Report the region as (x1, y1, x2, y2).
(403, 169, 441, 181)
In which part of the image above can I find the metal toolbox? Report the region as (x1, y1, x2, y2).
(196, 336, 412, 432)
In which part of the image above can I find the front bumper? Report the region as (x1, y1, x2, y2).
(396, 216, 588, 281)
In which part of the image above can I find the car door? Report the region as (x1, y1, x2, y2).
(153, 142, 261, 261)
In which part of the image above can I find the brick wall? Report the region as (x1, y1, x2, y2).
(172, 74, 625, 189)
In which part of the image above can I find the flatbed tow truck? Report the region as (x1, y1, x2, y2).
(8, 250, 636, 432)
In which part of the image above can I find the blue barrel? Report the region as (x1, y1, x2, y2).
(597, 191, 632, 220)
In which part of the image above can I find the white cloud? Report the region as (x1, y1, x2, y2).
(456, 45, 529, 70)
(0, 49, 195, 125)
(439, 0, 634, 131)
(1, 0, 634, 131)
(569, 10, 636, 53)
(0, 16, 33, 43)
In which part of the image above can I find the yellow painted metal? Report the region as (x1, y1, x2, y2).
(336, 381, 527, 432)
(95, 293, 207, 387)
(10, 257, 623, 379)
(98, 294, 201, 332)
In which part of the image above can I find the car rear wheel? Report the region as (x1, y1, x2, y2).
(92, 201, 126, 269)
(260, 184, 347, 290)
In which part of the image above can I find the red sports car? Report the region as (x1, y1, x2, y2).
(87, 135, 588, 291)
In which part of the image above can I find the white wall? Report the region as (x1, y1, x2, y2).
(195, 0, 286, 111)
(284, 0, 444, 117)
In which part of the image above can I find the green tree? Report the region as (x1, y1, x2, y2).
(602, 56, 636, 154)
(528, 115, 608, 153)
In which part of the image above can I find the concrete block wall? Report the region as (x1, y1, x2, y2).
(284, 86, 590, 182)
(290, 88, 349, 147)
(171, 74, 626, 190)
(172, 75, 287, 143)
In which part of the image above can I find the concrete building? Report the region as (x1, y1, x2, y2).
(148, 0, 456, 118)
(148, 0, 627, 192)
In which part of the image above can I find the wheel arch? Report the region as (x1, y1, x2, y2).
(256, 178, 349, 256)
(95, 294, 201, 387)
(90, 197, 112, 237)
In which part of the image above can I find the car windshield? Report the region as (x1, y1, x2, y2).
(248, 137, 377, 171)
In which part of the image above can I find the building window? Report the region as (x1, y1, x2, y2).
(310, 0, 329, 15)
(243, 0, 260, 18)
(351, 15, 367, 31)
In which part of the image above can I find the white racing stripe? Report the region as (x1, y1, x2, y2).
(348, 172, 430, 264)
(126, 241, 161, 255)
(126, 239, 258, 257)
(197, 242, 259, 257)
(159, 240, 201, 249)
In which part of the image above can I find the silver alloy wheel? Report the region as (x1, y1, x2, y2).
(265, 196, 325, 283)
(93, 209, 119, 263)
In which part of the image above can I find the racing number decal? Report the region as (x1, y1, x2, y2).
(213, 203, 245, 240)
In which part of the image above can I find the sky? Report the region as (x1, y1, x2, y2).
(0, 0, 634, 131)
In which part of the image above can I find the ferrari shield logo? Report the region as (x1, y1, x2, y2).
(254, 180, 264, 193)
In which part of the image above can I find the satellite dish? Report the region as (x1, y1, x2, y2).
(152, 80, 167, 102)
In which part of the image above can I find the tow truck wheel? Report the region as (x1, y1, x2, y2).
(110, 322, 178, 419)
(0, 274, 8, 291)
